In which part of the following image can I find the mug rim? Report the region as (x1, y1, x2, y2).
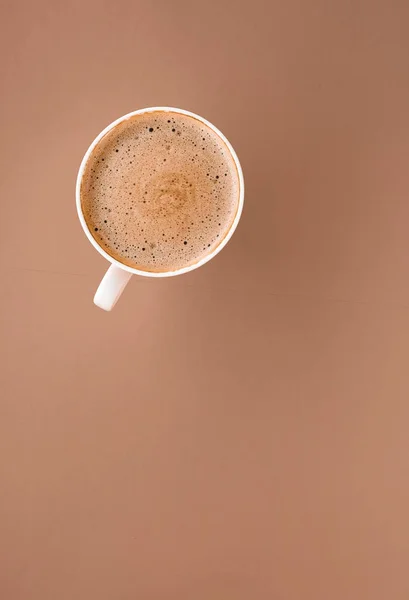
(76, 106, 245, 278)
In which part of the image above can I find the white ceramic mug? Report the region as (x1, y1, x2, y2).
(76, 107, 244, 310)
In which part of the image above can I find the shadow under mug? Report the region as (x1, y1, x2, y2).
(76, 107, 245, 311)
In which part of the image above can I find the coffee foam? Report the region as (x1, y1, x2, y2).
(80, 111, 240, 272)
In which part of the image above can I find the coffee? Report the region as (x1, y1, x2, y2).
(80, 110, 240, 272)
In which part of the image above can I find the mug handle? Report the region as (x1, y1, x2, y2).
(94, 264, 133, 311)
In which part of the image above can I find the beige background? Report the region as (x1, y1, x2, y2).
(1, 1, 409, 598)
